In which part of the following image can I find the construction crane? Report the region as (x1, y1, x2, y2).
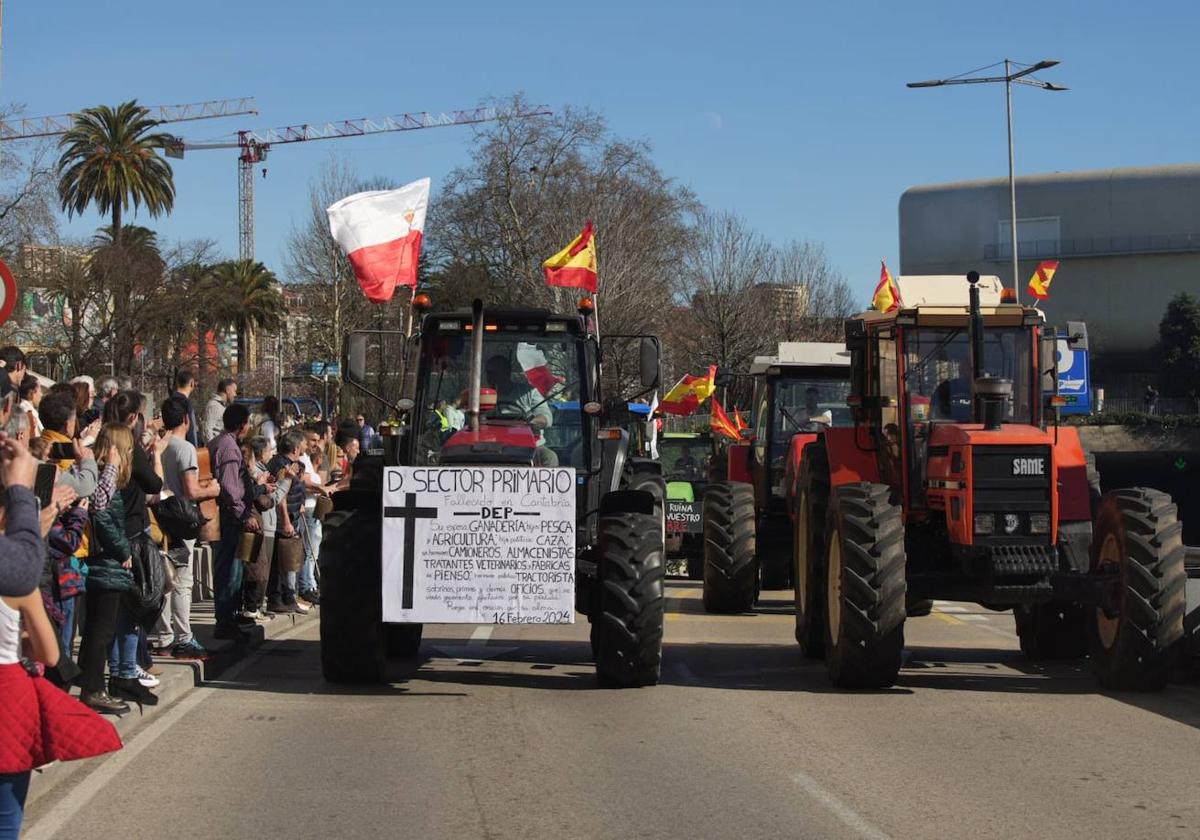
(0, 97, 259, 141)
(164, 104, 552, 261)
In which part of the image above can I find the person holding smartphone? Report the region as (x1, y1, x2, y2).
(37, 391, 99, 500)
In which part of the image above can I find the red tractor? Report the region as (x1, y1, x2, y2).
(320, 297, 667, 688)
(792, 272, 1188, 690)
(701, 343, 851, 612)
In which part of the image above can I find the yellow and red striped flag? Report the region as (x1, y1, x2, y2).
(733, 407, 748, 433)
(659, 365, 717, 416)
(872, 260, 901, 312)
(710, 397, 740, 440)
(543, 220, 598, 293)
(1027, 260, 1060, 300)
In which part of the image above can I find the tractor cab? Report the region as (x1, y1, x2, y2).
(746, 343, 852, 508)
(840, 273, 1065, 551)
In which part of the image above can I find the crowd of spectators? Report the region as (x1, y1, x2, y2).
(0, 345, 372, 834)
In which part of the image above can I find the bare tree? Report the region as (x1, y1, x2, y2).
(0, 106, 59, 259)
(672, 210, 775, 384)
(429, 94, 696, 343)
(770, 239, 856, 341)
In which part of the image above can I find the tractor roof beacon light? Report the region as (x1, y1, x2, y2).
(412, 293, 432, 312)
(578, 297, 595, 316)
(1000, 287, 1017, 303)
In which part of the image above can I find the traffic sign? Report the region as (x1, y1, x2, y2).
(0, 259, 16, 326)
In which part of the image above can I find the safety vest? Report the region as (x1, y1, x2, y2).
(434, 409, 450, 431)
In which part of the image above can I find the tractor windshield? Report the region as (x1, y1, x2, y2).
(660, 436, 711, 482)
(415, 328, 586, 467)
(904, 327, 1033, 424)
(768, 377, 851, 495)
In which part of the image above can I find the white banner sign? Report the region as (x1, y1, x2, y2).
(381, 467, 577, 624)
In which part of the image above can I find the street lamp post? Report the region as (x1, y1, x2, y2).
(908, 60, 1067, 305)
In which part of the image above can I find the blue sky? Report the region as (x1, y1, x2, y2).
(4, 0, 1196, 301)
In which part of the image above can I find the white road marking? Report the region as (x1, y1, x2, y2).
(467, 625, 494, 646)
(937, 605, 968, 613)
(23, 619, 315, 840)
(957, 614, 987, 622)
(790, 771, 892, 840)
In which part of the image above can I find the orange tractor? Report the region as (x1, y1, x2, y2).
(701, 343, 850, 611)
(792, 272, 1188, 690)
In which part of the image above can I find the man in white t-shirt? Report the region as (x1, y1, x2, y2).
(151, 396, 219, 659)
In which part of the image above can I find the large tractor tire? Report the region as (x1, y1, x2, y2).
(1088, 488, 1186, 691)
(384, 623, 424, 659)
(793, 441, 829, 658)
(1014, 602, 1087, 660)
(319, 508, 386, 683)
(592, 510, 665, 688)
(702, 481, 757, 613)
(759, 515, 792, 590)
(623, 462, 666, 550)
(823, 483, 906, 689)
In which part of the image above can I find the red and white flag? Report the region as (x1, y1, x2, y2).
(327, 178, 430, 303)
(517, 342, 564, 396)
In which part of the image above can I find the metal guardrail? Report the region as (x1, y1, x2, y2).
(985, 233, 1200, 261)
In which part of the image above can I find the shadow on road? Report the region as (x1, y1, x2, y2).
(207, 619, 1200, 730)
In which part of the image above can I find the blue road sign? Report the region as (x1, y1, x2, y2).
(1056, 335, 1091, 415)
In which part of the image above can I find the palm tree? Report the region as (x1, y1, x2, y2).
(88, 224, 165, 373)
(205, 260, 285, 372)
(57, 101, 176, 245)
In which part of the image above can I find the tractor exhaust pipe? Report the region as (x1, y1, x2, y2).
(467, 298, 484, 433)
(967, 271, 984, 393)
(967, 272, 1013, 429)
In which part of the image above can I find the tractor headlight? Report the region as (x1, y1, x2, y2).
(1029, 513, 1051, 534)
(974, 514, 994, 535)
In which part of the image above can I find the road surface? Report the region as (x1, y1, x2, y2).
(24, 584, 1200, 839)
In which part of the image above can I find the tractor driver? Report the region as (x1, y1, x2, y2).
(484, 354, 558, 467)
(804, 387, 832, 427)
(674, 445, 699, 478)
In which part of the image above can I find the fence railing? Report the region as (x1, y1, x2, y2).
(1096, 396, 1197, 415)
(985, 233, 1200, 261)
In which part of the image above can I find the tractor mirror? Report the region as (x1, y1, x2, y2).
(345, 333, 368, 386)
(639, 337, 660, 389)
(1040, 332, 1058, 394)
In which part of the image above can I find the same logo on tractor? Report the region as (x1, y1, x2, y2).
(1012, 457, 1045, 476)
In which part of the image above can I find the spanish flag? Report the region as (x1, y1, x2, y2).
(710, 397, 740, 440)
(872, 260, 901, 312)
(733, 407, 748, 433)
(543, 220, 598, 293)
(1027, 260, 1059, 301)
(659, 365, 717, 416)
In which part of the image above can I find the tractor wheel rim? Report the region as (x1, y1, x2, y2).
(827, 533, 842, 646)
(1095, 531, 1121, 650)
(796, 492, 809, 612)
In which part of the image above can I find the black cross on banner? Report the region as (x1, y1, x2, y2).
(384, 492, 439, 609)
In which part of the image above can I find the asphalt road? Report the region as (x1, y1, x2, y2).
(23, 584, 1200, 840)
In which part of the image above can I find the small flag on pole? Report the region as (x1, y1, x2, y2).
(1027, 260, 1060, 300)
(659, 365, 717, 416)
(872, 260, 901, 312)
(710, 397, 740, 440)
(543, 221, 598, 293)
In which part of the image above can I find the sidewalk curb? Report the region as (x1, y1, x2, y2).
(26, 606, 318, 810)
